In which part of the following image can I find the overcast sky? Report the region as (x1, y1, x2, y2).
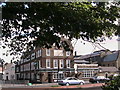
(0, 35, 119, 63)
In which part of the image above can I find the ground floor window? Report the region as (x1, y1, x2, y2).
(82, 70, 94, 78)
(53, 72, 64, 79)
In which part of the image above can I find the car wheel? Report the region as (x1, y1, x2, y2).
(80, 82, 84, 85)
(66, 83, 70, 86)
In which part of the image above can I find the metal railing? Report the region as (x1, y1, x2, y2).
(0, 80, 29, 87)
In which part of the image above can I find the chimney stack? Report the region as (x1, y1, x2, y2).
(75, 51, 77, 56)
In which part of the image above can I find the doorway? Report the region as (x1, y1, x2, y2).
(48, 73, 52, 83)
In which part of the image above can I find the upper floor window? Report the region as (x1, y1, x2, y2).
(21, 65, 24, 71)
(34, 61, 39, 69)
(31, 53, 35, 60)
(39, 60, 41, 68)
(24, 63, 30, 71)
(21, 59, 23, 64)
(54, 50, 63, 56)
(66, 59, 71, 68)
(46, 49, 50, 56)
(59, 59, 64, 68)
(46, 59, 50, 68)
(27, 55, 30, 61)
(24, 58, 27, 63)
(31, 62, 35, 70)
(66, 51, 71, 56)
(36, 50, 41, 58)
(16, 67, 19, 72)
(53, 59, 58, 68)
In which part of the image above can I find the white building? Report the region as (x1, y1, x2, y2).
(3, 63, 16, 80)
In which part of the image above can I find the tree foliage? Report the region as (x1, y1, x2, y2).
(1, 2, 120, 57)
(102, 76, 120, 90)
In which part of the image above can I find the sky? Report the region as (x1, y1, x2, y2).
(0, 36, 119, 63)
(73, 36, 119, 55)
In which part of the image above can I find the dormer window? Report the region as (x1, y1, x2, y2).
(46, 49, 50, 56)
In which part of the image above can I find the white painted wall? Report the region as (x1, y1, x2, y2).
(3, 63, 16, 80)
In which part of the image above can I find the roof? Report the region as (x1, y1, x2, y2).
(99, 67, 118, 72)
(103, 52, 118, 62)
(74, 53, 100, 60)
(74, 60, 89, 63)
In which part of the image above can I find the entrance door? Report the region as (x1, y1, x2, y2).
(6, 76, 8, 80)
(48, 73, 52, 83)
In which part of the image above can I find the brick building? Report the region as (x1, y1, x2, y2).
(15, 46, 74, 83)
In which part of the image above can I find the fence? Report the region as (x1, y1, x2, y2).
(0, 80, 29, 87)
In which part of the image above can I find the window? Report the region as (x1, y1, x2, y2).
(53, 73, 64, 79)
(46, 49, 50, 56)
(21, 73, 24, 79)
(46, 59, 50, 68)
(36, 50, 41, 58)
(24, 58, 27, 63)
(31, 62, 35, 70)
(21, 59, 23, 64)
(66, 51, 71, 56)
(31, 53, 35, 60)
(54, 50, 63, 56)
(39, 60, 41, 68)
(82, 70, 94, 78)
(31, 73, 34, 80)
(21, 65, 24, 71)
(53, 59, 58, 68)
(59, 59, 64, 68)
(34, 61, 39, 69)
(53, 73, 57, 79)
(24, 63, 30, 71)
(27, 55, 30, 61)
(66, 59, 71, 68)
(16, 67, 19, 72)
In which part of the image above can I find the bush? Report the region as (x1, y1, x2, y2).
(102, 76, 120, 90)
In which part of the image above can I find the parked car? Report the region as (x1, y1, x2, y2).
(89, 76, 110, 83)
(58, 77, 85, 86)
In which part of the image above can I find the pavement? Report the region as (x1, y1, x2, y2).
(1, 83, 105, 90)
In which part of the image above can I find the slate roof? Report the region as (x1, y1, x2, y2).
(74, 60, 89, 64)
(99, 66, 118, 72)
(103, 52, 118, 62)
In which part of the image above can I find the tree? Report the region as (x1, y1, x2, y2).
(1, 2, 120, 58)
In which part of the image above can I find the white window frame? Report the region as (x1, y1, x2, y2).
(82, 70, 94, 78)
(54, 50, 63, 56)
(53, 73, 58, 79)
(66, 51, 71, 56)
(39, 60, 41, 68)
(31, 53, 35, 60)
(66, 59, 71, 68)
(46, 49, 50, 56)
(36, 50, 41, 58)
(46, 59, 51, 68)
(53, 72, 64, 79)
(53, 59, 58, 68)
(59, 59, 64, 68)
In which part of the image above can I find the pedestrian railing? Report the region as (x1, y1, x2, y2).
(0, 80, 29, 87)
